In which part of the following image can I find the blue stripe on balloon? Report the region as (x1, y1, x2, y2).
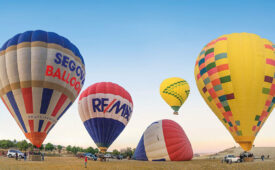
(83, 118, 125, 148)
(40, 88, 53, 114)
(38, 120, 44, 132)
(6, 91, 27, 133)
(0, 30, 84, 65)
(133, 135, 148, 161)
(57, 102, 72, 120)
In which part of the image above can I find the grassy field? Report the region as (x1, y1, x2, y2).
(0, 157, 275, 170)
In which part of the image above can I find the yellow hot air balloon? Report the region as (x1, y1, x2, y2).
(194, 33, 275, 151)
(160, 77, 190, 115)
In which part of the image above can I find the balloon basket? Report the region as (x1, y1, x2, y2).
(28, 155, 42, 161)
(243, 157, 254, 162)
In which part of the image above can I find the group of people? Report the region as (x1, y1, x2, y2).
(14, 151, 45, 161)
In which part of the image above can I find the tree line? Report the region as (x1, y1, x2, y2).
(0, 139, 135, 157)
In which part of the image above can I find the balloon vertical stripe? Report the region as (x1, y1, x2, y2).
(7, 91, 27, 133)
(40, 88, 54, 114)
(21, 87, 33, 113)
(28, 120, 34, 132)
(51, 94, 68, 117)
(38, 120, 44, 132)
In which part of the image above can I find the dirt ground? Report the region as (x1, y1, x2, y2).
(0, 156, 274, 170)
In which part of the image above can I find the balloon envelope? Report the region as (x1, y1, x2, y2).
(134, 119, 193, 161)
(194, 33, 275, 151)
(160, 77, 190, 115)
(78, 82, 133, 152)
(0, 30, 85, 147)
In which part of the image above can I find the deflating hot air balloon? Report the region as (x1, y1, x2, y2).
(160, 77, 190, 115)
(0, 30, 85, 147)
(194, 33, 275, 151)
(134, 119, 193, 161)
(78, 82, 133, 153)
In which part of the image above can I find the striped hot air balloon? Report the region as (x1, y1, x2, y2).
(78, 82, 133, 153)
(134, 119, 193, 161)
(0, 30, 85, 147)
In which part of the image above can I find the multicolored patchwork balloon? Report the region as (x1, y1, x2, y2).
(78, 82, 133, 153)
(160, 77, 190, 115)
(134, 119, 193, 161)
(0, 30, 85, 147)
(194, 33, 275, 151)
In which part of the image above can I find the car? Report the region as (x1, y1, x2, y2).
(222, 154, 240, 163)
(104, 153, 112, 158)
(117, 155, 123, 160)
(7, 150, 24, 159)
(84, 153, 97, 161)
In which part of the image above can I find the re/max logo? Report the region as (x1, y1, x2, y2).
(92, 98, 132, 121)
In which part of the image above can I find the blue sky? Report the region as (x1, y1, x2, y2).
(0, 0, 275, 153)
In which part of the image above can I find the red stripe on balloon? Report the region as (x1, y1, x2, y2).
(29, 120, 34, 132)
(162, 119, 193, 161)
(265, 44, 274, 50)
(51, 94, 68, 117)
(21, 87, 33, 113)
(43, 122, 52, 133)
(79, 82, 133, 104)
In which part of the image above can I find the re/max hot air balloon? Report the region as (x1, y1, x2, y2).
(194, 33, 275, 151)
(78, 82, 133, 153)
(133, 119, 193, 161)
(160, 77, 190, 115)
(0, 30, 85, 147)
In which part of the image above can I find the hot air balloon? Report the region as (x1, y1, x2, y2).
(78, 82, 133, 153)
(160, 77, 190, 115)
(194, 33, 275, 151)
(0, 30, 85, 147)
(133, 119, 193, 161)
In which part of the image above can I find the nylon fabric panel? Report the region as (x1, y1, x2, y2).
(133, 135, 148, 161)
(143, 120, 170, 161)
(83, 118, 125, 148)
(162, 120, 193, 161)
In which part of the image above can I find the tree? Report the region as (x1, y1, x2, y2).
(120, 147, 133, 158)
(17, 140, 29, 151)
(85, 147, 95, 154)
(94, 148, 99, 153)
(0, 140, 15, 149)
(57, 145, 62, 153)
(71, 146, 79, 155)
(112, 149, 120, 156)
(39, 144, 44, 150)
(45, 143, 55, 151)
(66, 145, 72, 152)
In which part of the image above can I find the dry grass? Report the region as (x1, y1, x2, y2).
(0, 157, 275, 170)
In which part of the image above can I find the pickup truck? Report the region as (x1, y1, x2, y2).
(222, 155, 241, 163)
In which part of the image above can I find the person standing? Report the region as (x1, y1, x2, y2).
(85, 156, 88, 168)
(261, 155, 264, 161)
(15, 152, 18, 160)
(24, 152, 27, 161)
